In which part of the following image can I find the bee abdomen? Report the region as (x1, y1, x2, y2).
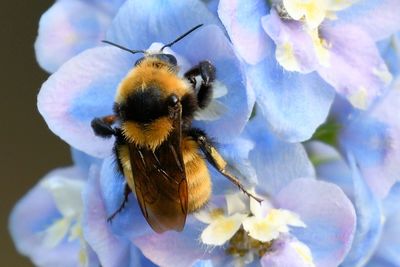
(185, 151, 212, 212)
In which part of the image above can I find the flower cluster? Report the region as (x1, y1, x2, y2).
(10, 0, 400, 266)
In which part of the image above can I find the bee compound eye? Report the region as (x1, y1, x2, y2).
(167, 94, 179, 107)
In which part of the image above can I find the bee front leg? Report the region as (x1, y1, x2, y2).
(107, 184, 132, 223)
(184, 61, 216, 109)
(91, 115, 118, 138)
(188, 129, 263, 203)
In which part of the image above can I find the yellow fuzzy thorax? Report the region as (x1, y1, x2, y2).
(121, 118, 173, 151)
(115, 57, 191, 103)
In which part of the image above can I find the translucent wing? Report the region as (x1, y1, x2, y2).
(128, 104, 188, 233)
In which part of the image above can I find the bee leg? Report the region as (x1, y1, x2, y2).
(189, 128, 263, 203)
(184, 61, 216, 108)
(107, 184, 132, 223)
(91, 115, 118, 138)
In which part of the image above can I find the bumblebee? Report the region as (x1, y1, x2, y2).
(91, 24, 261, 233)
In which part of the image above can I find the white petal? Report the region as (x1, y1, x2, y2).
(41, 176, 85, 217)
(201, 213, 247, 246)
(226, 192, 248, 215)
(278, 209, 307, 228)
(242, 216, 281, 242)
(249, 193, 271, 218)
(212, 80, 228, 98)
(194, 100, 228, 121)
(193, 209, 219, 224)
(42, 217, 71, 248)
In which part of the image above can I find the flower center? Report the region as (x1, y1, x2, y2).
(225, 227, 273, 258)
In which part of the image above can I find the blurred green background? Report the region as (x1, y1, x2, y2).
(0, 2, 71, 266)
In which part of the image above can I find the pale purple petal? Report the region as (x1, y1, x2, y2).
(318, 24, 391, 109)
(35, 0, 112, 72)
(218, 0, 270, 64)
(333, 0, 400, 41)
(262, 10, 318, 73)
(276, 179, 356, 267)
(308, 143, 385, 266)
(134, 225, 221, 267)
(38, 46, 134, 157)
(261, 239, 311, 267)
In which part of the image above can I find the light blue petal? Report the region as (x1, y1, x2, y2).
(178, 25, 255, 142)
(71, 148, 102, 175)
(38, 46, 134, 157)
(341, 153, 383, 267)
(333, 0, 400, 41)
(276, 179, 356, 267)
(202, 0, 218, 15)
(35, 0, 114, 72)
(218, 0, 270, 64)
(248, 49, 334, 142)
(97, 157, 150, 239)
(82, 165, 148, 267)
(9, 167, 95, 267)
(378, 33, 400, 76)
(193, 259, 214, 267)
(366, 183, 400, 267)
(107, 0, 219, 50)
(246, 113, 315, 196)
(306, 142, 354, 198)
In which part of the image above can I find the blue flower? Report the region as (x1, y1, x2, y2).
(9, 166, 101, 267)
(35, 0, 125, 72)
(130, 116, 356, 267)
(36, 0, 258, 265)
(217, 0, 400, 141)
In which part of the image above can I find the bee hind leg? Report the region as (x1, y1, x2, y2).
(107, 184, 132, 223)
(188, 128, 263, 203)
(184, 61, 216, 109)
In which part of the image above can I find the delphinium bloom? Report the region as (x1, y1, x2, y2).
(217, 0, 400, 142)
(35, 0, 125, 72)
(132, 115, 356, 266)
(10, 0, 400, 266)
(9, 165, 101, 267)
(35, 0, 260, 265)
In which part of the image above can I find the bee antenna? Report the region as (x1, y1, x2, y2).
(160, 24, 203, 51)
(102, 40, 146, 55)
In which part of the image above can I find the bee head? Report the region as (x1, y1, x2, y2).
(135, 53, 177, 67)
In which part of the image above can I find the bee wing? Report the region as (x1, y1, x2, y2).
(128, 104, 188, 233)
